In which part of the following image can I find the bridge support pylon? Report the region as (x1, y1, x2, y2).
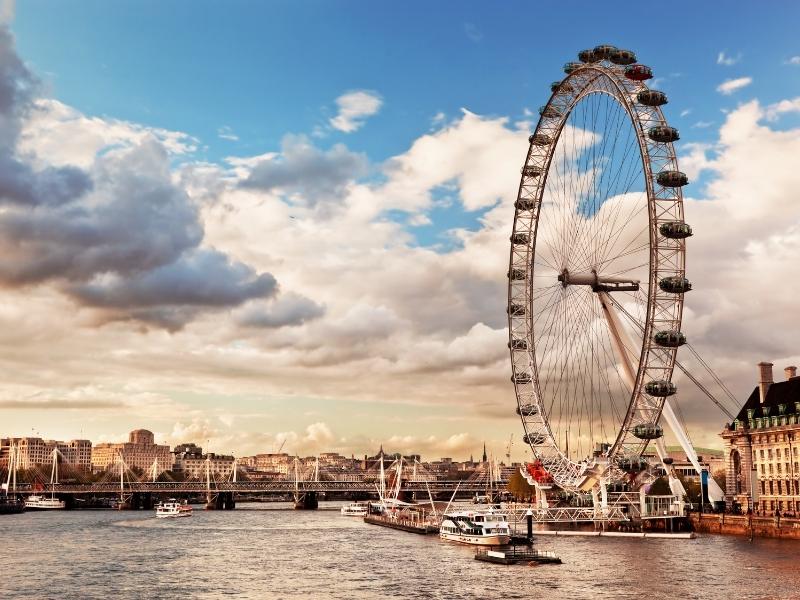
(294, 491, 318, 510)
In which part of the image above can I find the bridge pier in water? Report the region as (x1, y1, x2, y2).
(294, 491, 318, 510)
(206, 492, 236, 510)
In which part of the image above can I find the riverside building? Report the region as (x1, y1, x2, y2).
(172, 443, 235, 479)
(721, 362, 800, 515)
(91, 429, 171, 473)
(0, 437, 92, 470)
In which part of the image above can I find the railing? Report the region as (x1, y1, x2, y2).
(19, 479, 507, 495)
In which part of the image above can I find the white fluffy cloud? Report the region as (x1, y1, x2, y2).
(716, 51, 741, 66)
(329, 90, 383, 133)
(717, 76, 753, 95)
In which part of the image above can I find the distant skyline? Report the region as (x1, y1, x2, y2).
(1, 1, 799, 461)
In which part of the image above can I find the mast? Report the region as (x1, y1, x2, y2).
(50, 447, 58, 499)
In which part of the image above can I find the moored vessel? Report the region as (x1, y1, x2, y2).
(440, 509, 511, 546)
(340, 502, 368, 517)
(24, 494, 66, 510)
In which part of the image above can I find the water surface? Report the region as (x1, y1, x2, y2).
(1, 502, 798, 599)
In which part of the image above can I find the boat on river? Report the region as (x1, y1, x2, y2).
(340, 502, 369, 516)
(24, 494, 66, 510)
(440, 509, 511, 546)
(155, 500, 193, 518)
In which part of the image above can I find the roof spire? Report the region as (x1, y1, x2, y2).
(482, 442, 487, 463)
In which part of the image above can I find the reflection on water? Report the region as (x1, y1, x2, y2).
(2, 502, 800, 600)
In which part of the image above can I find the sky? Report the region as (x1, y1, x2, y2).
(1, 1, 799, 461)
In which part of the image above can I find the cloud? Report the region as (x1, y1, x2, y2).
(680, 109, 692, 117)
(240, 134, 368, 206)
(464, 23, 483, 42)
(0, 27, 279, 329)
(717, 51, 741, 66)
(68, 249, 277, 329)
(717, 77, 753, 95)
(236, 293, 325, 329)
(217, 126, 239, 141)
(0, 0, 12, 24)
(785, 56, 800, 66)
(691, 120, 714, 129)
(329, 90, 382, 133)
(765, 97, 800, 121)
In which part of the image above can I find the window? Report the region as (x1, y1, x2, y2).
(778, 463, 783, 474)
(786, 448, 792, 458)
(770, 464, 774, 474)
(768, 449, 773, 459)
(761, 449, 766, 459)
(760, 464, 765, 474)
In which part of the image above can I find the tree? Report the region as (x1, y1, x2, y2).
(506, 470, 534, 501)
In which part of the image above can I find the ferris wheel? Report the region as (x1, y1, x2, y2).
(507, 45, 693, 492)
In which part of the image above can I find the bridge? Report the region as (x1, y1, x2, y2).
(16, 479, 503, 495)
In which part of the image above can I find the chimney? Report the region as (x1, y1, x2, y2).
(758, 362, 774, 404)
(785, 366, 797, 381)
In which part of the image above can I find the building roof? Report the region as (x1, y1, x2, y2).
(735, 378, 800, 421)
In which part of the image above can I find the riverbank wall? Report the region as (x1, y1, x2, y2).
(690, 513, 800, 540)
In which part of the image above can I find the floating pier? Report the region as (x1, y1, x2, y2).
(474, 548, 562, 565)
(534, 530, 694, 539)
(363, 514, 439, 535)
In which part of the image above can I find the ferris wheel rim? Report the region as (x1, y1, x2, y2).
(507, 51, 688, 491)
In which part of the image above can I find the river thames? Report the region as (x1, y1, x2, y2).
(2, 502, 799, 599)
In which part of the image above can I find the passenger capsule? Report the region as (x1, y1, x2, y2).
(563, 62, 582, 75)
(654, 330, 687, 348)
(508, 268, 526, 281)
(609, 48, 637, 65)
(515, 199, 536, 211)
(662, 457, 674, 465)
(528, 133, 552, 146)
(550, 80, 574, 94)
(592, 44, 617, 60)
(539, 105, 562, 119)
(511, 232, 530, 245)
(656, 170, 689, 187)
(512, 372, 532, 385)
(517, 403, 539, 416)
(522, 165, 542, 177)
(659, 276, 692, 294)
(645, 380, 677, 397)
(578, 49, 598, 63)
(523, 433, 547, 445)
(637, 89, 668, 106)
(659, 222, 693, 239)
(508, 338, 528, 350)
(507, 303, 526, 316)
(648, 126, 680, 143)
(633, 423, 664, 440)
(625, 64, 653, 81)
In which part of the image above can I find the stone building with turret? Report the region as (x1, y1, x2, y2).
(721, 362, 800, 515)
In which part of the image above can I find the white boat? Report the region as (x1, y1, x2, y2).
(340, 502, 368, 517)
(24, 494, 65, 510)
(440, 509, 511, 546)
(155, 500, 193, 518)
(25, 448, 66, 510)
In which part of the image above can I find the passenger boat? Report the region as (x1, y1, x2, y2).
(24, 494, 66, 510)
(340, 502, 369, 517)
(155, 500, 193, 518)
(440, 509, 511, 546)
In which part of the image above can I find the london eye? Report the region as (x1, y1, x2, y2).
(508, 45, 694, 493)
